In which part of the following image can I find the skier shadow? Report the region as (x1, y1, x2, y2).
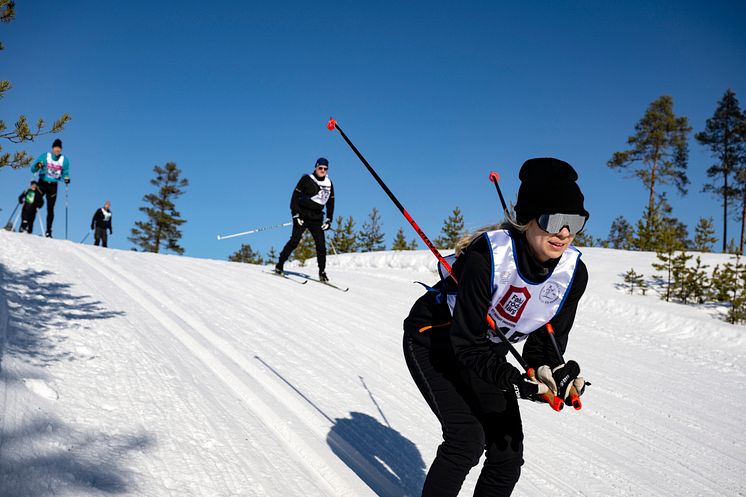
(0, 263, 124, 367)
(327, 412, 426, 497)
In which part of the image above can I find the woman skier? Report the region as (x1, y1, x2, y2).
(403, 157, 589, 497)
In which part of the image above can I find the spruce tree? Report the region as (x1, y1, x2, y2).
(228, 244, 264, 264)
(623, 268, 647, 295)
(392, 227, 410, 250)
(435, 207, 465, 249)
(696, 89, 746, 252)
(265, 246, 278, 265)
(608, 216, 634, 250)
(572, 231, 595, 247)
(129, 163, 189, 254)
(358, 208, 386, 252)
(0, 2, 71, 169)
(293, 232, 316, 266)
(692, 217, 717, 252)
(330, 216, 358, 253)
(608, 95, 691, 233)
(408, 237, 419, 250)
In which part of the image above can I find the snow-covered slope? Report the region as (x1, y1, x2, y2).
(0, 231, 744, 497)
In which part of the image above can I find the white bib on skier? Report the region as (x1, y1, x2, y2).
(440, 229, 581, 344)
(45, 152, 65, 179)
(307, 174, 332, 206)
(101, 208, 112, 222)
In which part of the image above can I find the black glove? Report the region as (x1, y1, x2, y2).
(90, 225, 94, 230)
(536, 360, 584, 404)
(64, 178, 70, 184)
(109, 229, 113, 235)
(293, 215, 304, 227)
(509, 367, 548, 401)
(321, 218, 331, 231)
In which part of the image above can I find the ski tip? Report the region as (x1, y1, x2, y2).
(489, 171, 500, 183)
(216, 235, 222, 240)
(326, 118, 337, 130)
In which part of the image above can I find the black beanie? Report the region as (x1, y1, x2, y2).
(514, 158, 589, 223)
(316, 157, 329, 167)
(52, 138, 62, 149)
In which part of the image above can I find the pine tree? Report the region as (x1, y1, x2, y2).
(358, 208, 386, 252)
(678, 256, 710, 305)
(633, 194, 688, 252)
(608, 216, 634, 250)
(408, 237, 419, 250)
(623, 268, 647, 295)
(392, 227, 410, 250)
(608, 95, 691, 234)
(669, 251, 694, 303)
(265, 246, 278, 265)
(330, 216, 358, 253)
(435, 207, 465, 249)
(228, 244, 264, 264)
(293, 232, 316, 266)
(692, 217, 717, 252)
(129, 163, 189, 254)
(696, 89, 746, 252)
(651, 223, 687, 301)
(0, 2, 70, 169)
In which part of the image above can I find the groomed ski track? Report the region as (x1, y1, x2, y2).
(0, 230, 744, 496)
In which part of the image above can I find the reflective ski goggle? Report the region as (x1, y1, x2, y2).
(536, 213, 587, 235)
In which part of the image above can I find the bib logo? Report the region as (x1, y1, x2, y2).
(495, 285, 531, 323)
(539, 282, 560, 304)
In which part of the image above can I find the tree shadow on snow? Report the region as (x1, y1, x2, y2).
(327, 412, 426, 497)
(0, 263, 124, 368)
(0, 414, 154, 495)
(0, 263, 147, 494)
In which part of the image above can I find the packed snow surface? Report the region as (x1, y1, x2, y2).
(0, 230, 744, 496)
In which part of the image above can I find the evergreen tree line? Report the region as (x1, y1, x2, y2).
(623, 252, 746, 325)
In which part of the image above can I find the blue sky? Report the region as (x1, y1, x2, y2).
(1, 1, 745, 260)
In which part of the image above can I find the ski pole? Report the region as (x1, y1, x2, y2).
(3, 203, 21, 231)
(65, 183, 69, 240)
(328, 118, 562, 411)
(216, 221, 292, 241)
(37, 209, 45, 236)
(327, 118, 454, 279)
(80, 231, 91, 244)
(12, 208, 22, 232)
(546, 323, 582, 410)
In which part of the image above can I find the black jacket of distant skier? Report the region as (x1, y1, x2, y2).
(91, 207, 113, 233)
(19, 188, 44, 213)
(289, 173, 334, 225)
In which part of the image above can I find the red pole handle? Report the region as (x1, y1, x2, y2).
(489, 171, 500, 184)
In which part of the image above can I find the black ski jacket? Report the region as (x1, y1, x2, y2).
(289, 174, 335, 224)
(404, 229, 588, 390)
(18, 189, 44, 210)
(91, 208, 113, 232)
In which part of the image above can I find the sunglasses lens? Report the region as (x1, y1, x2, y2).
(537, 214, 586, 234)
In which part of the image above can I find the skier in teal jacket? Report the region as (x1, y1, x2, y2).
(31, 138, 70, 237)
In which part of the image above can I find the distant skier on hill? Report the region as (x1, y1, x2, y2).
(90, 201, 113, 247)
(31, 138, 70, 238)
(402, 158, 589, 497)
(275, 157, 335, 282)
(17, 180, 44, 234)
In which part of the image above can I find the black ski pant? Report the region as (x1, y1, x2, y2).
(403, 327, 524, 497)
(37, 180, 58, 236)
(20, 205, 37, 234)
(277, 222, 326, 272)
(94, 227, 109, 247)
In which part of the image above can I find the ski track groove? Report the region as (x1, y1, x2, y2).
(70, 245, 405, 497)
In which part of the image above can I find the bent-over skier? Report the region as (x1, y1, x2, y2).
(403, 158, 589, 497)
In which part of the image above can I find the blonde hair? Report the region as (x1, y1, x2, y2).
(453, 218, 529, 256)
